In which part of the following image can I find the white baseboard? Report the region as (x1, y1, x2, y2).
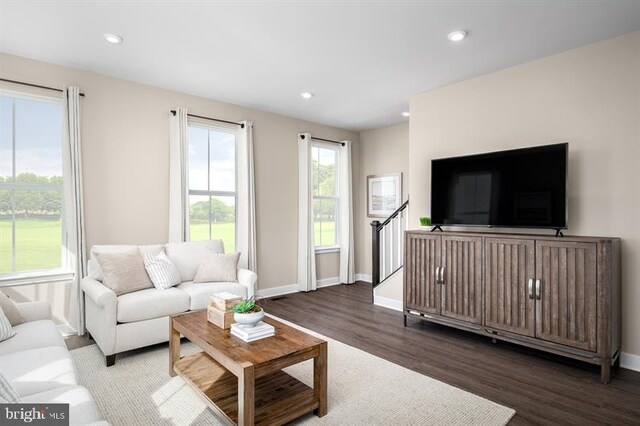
(373, 295, 403, 312)
(255, 284, 298, 298)
(355, 273, 372, 283)
(621, 352, 640, 372)
(317, 277, 341, 288)
(256, 277, 343, 299)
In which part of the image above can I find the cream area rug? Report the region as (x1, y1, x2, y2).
(70, 318, 515, 425)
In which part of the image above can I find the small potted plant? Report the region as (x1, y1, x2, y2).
(231, 297, 264, 328)
(419, 216, 432, 227)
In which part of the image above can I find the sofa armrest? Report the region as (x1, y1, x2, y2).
(81, 277, 117, 308)
(237, 269, 257, 299)
(16, 301, 52, 322)
(81, 277, 118, 357)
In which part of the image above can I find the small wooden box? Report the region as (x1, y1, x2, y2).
(207, 305, 235, 329)
(209, 293, 242, 312)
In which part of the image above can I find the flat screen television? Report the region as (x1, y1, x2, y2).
(431, 143, 568, 229)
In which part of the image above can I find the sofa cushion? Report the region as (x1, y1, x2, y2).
(88, 244, 164, 281)
(116, 287, 189, 323)
(177, 281, 248, 311)
(23, 385, 103, 425)
(95, 249, 154, 296)
(0, 320, 65, 356)
(0, 291, 24, 326)
(165, 240, 224, 282)
(0, 346, 76, 397)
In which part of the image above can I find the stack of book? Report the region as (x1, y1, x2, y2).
(207, 292, 242, 329)
(231, 322, 275, 342)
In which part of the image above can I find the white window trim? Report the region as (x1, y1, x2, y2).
(0, 269, 74, 288)
(187, 120, 239, 246)
(315, 245, 340, 254)
(311, 141, 341, 249)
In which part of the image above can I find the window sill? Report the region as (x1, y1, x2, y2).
(0, 270, 75, 287)
(315, 246, 341, 254)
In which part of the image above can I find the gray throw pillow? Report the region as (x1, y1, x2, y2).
(0, 291, 24, 326)
(193, 252, 240, 283)
(94, 249, 153, 296)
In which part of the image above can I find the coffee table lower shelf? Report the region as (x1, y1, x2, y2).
(174, 351, 319, 426)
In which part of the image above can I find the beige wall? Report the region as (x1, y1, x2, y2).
(408, 31, 640, 356)
(0, 53, 359, 312)
(355, 123, 409, 277)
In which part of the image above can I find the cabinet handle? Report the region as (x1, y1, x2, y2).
(528, 279, 534, 299)
(535, 279, 542, 300)
(440, 267, 445, 285)
(435, 267, 441, 284)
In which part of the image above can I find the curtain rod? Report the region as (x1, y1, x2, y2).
(0, 78, 85, 97)
(299, 134, 345, 146)
(170, 110, 244, 128)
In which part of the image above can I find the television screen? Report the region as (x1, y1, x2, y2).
(431, 143, 568, 229)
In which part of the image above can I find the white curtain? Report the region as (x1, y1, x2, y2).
(236, 121, 257, 271)
(63, 87, 87, 335)
(339, 140, 355, 284)
(169, 108, 189, 242)
(297, 133, 316, 291)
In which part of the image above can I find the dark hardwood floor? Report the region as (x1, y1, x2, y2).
(261, 281, 640, 425)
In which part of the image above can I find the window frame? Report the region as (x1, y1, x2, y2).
(0, 89, 69, 284)
(311, 141, 341, 252)
(186, 119, 239, 249)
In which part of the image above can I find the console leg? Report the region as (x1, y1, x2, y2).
(600, 359, 611, 384)
(106, 354, 116, 367)
(403, 314, 407, 327)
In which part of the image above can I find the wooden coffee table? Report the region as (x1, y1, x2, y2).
(169, 311, 328, 426)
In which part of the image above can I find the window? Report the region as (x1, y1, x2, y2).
(312, 143, 339, 248)
(0, 92, 64, 276)
(187, 122, 237, 251)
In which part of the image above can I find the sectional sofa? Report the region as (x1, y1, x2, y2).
(0, 301, 106, 425)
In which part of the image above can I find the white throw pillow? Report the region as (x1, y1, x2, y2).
(144, 252, 182, 289)
(193, 252, 240, 283)
(0, 371, 20, 403)
(0, 307, 16, 343)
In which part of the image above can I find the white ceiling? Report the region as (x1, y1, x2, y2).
(1, 1, 639, 131)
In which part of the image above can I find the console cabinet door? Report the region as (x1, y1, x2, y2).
(535, 241, 597, 351)
(441, 236, 483, 323)
(484, 238, 536, 336)
(405, 234, 441, 315)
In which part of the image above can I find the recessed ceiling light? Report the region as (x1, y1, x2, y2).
(401, 111, 410, 117)
(103, 34, 123, 45)
(300, 92, 314, 100)
(447, 30, 467, 42)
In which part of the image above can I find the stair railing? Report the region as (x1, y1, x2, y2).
(371, 199, 409, 289)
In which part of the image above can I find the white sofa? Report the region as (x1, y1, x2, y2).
(0, 301, 106, 425)
(81, 240, 256, 366)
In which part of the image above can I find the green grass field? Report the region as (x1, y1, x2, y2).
(1, 219, 337, 274)
(0, 219, 62, 273)
(189, 221, 236, 252)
